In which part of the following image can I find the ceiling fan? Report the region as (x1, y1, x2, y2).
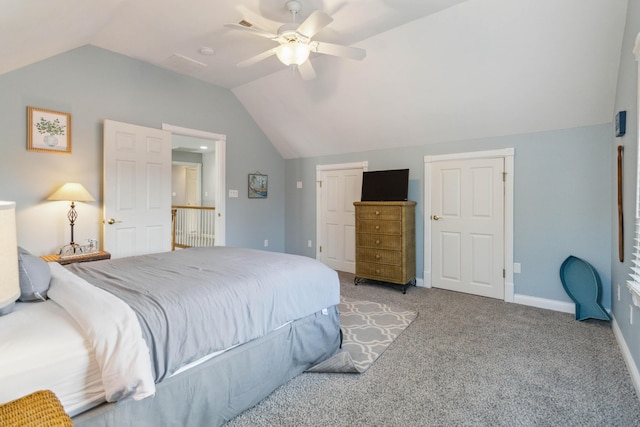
(225, 0, 366, 80)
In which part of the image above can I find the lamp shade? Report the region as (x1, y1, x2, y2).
(276, 42, 311, 66)
(48, 183, 95, 202)
(0, 201, 20, 315)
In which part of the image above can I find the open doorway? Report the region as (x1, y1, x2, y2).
(163, 124, 226, 247)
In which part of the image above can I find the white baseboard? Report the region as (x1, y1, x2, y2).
(513, 293, 575, 314)
(421, 270, 432, 288)
(505, 281, 515, 302)
(612, 316, 640, 399)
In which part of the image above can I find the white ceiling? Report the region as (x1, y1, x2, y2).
(0, 0, 629, 159)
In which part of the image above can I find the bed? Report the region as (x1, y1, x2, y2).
(0, 246, 341, 426)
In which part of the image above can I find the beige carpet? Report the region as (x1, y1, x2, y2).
(227, 271, 640, 426)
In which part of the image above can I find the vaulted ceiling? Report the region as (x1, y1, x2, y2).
(1, 0, 628, 159)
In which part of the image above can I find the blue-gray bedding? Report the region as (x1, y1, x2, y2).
(73, 306, 341, 427)
(66, 247, 341, 381)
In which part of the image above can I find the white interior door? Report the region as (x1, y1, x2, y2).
(317, 165, 364, 273)
(431, 157, 505, 299)
(103, 120, 172, 258)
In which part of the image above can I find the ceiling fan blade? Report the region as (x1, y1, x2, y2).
(310, 41, 366, 61)
(297, 60, 316, 81)
(237, 48, 278, 67)
(296, 10, 333, 39)
(224, 23, 278, 40)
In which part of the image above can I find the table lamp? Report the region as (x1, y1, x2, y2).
(48, 183, 95, 254)
(0, 201, 19, 316)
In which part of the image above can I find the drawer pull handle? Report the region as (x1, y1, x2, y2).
(375, 211, 380, 215)
(375, 225, 380, 230)
(375, 254, 381, 259)
(375, 240, 380, 245)
(375, 269, 380, 274)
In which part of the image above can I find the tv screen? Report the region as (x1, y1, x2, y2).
(361, 169, 409, 201)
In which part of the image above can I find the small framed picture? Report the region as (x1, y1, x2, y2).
(248, 173, 268, 198)
(27, 106, 72, 154)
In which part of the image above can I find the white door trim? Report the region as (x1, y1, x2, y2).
(162, 123, 226, 246)
(424, 148, 515, 302)
(315, 161, 368, 260)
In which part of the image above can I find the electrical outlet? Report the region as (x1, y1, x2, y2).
(308, 240, 312, 248)
(513, 263, 521, 274)
(297, 181, 303, 189)
(264, 239, 268, 247)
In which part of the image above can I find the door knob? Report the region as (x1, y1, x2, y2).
(106, 218, 122, 225)
(432, 214, 441, 221)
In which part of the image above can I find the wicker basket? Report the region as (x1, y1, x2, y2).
(0, 390, 72, 427)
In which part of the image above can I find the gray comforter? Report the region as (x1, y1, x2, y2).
(66, 247, 340, 381)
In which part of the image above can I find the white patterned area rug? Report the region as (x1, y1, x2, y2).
(307, 297, 418, 373)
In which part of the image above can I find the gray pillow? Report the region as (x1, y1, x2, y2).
(0, 301, 15, 316)
(0, 247, 30, 315)
(18, 251, 50, 302)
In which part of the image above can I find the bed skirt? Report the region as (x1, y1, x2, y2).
(72, 306, 340, 427)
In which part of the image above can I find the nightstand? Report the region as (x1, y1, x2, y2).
(40, 250, 111, 265)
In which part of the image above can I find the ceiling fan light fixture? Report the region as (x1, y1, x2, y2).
(276, 42, 310, 66)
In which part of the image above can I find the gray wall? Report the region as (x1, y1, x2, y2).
(285, 124, 613, 307)
(611, 0, 640, 386)
(0, 45, 285, 254)
(172, 151, 203, 164)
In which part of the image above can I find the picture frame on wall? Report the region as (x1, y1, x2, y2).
(27, 106, 72, 154)
(248, 173, 268, 198)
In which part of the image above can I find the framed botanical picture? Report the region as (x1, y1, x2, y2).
(248, 173, 268, 198)
(27, 106, 72, 154)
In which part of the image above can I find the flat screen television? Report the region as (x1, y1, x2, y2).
(360, 169, 409, 201)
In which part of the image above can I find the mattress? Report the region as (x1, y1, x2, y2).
(0, 285, 297, 418)
(0, 300, 104, 417)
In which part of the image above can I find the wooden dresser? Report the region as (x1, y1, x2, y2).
(353, 201, 416, 293)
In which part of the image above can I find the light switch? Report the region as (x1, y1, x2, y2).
(228, 189, 238, 198)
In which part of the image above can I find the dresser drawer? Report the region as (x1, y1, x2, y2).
(357, 220, 401, 235)
(357, 247, 402, 266)
(356, 205, 402, 221)
(356, 262, 404, 284)
(356, 234, 402, 250)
